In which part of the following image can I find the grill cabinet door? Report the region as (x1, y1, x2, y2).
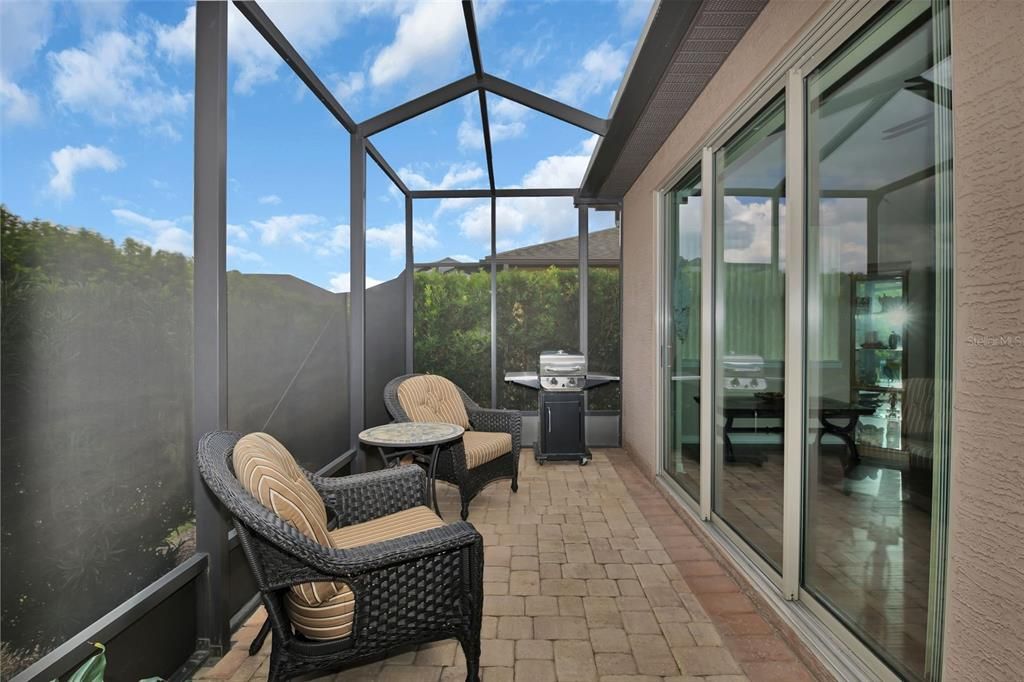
(541, 392, 585, 454)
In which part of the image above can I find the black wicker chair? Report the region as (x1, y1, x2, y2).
(384, 374, 521, 521)
(196, 431, 484, 682)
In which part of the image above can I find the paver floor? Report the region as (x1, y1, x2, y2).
(196, 449, 819, 682)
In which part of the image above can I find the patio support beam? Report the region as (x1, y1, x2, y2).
(462, 0, 496, 192)
(481, 74, 609, 135)
(366, 139, 410, 195)
(409, 188, 578, 199)
(358, 75, 479, 137)
(233, 0, 356, 133)
(350, 135, 367, 471)
(405, 194, 414, 373)
(578, 207, 589, 411)
(193, 0, 231, 653)
(490, 196, 498, 408)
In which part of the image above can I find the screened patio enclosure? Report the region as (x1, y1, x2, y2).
(0, 1, 630, 679)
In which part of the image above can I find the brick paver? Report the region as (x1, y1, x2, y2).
(195, 449, 820, 681)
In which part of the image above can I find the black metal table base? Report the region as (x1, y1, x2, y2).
(376, 445, 443, 518)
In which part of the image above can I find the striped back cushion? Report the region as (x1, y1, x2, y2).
(397, 375, 470, 429)
(232, 432, 344, 605)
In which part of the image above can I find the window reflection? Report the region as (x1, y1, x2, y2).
(665, 167, 702, 500)
(803, 4, 949, 679)
(713, 95, 787, 570)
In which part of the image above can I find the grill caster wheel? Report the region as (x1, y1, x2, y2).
(580, 457, 590, 466)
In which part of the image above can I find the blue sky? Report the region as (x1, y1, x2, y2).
(0, 0, 641, 290)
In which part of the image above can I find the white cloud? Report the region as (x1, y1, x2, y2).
(474, 0, 506, 26)
(48, 144, 123, 198)
(367, 220, 439, 259)
(0, 76, 40, 125)
(617, 0, 652, 26)
(1, 0, 53, 77)
(0, 0, 51, 125)
(435, 196, 482, 216)
(522, 152, 590, 189)
(316, 223, 351, 256)
(227, 244, 264, 265)
(77, 0, 128, 34)
(457, 120, 484, 151)
(370, 0, 465, 87)
(156, 3, 361, 95)
(328, 272, 384, 293)
(258, 194, 282, 205)
(111, 208, 192, 255)
(457, 118, 526, 150)
(227, 223, 249, 241)
(550, 41, 629, 108)
(331, 71, 365, 103)
(491, 96, 529, 121)
(399, 162, 485, 191)
(227, 222, 261, 267)
(458, 94, 529, 151)
(153, 5, 194, 61)
(442, 136, 596, 249)
(49, 29, 190, 134)
(251, 214, 326, 246)
(722, 197, 774, 263)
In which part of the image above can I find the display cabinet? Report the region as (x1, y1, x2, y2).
(850, 272, 907, 455)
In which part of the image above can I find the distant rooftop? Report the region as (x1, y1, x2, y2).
(416, 227, 620, 270)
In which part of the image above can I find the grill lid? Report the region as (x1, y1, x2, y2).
(539, 350, 586, 376)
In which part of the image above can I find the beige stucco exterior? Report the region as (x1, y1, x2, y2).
(620, 0, 1024, 678)
(944, 1, 1024, 679)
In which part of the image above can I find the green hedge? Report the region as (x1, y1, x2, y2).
(413, 265, 622, 411)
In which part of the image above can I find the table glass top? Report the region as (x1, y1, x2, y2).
(358, 422, 465, 447)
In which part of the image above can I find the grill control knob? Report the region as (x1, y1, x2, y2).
(548, 377, 558, 386)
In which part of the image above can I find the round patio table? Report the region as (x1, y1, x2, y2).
(358, 422, 464, 518)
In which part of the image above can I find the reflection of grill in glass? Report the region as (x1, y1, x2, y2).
(504, 351, 619, 464)
(723, 354, 767, 391)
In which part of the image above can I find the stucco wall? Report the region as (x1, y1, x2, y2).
(944, 2, 1024, 679)
(620, 0, 826, 477)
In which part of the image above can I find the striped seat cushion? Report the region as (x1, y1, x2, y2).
(397, 375, 471, 429)
(287, 506, 444, 640)
(463, 431, 512, 469)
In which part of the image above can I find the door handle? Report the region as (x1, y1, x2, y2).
(547, 407, 552, 432)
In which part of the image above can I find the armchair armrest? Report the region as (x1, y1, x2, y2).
(307, 465, 427, 527)
(323, 521, 482, 575)
(253, 519, 482, 590)
(466, 406, 521, 438)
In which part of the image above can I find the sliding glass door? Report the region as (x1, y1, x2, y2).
(803, 3, 951, 679)
(663, 167, 703, 501)
(658, 2, 951, 677)
(712, 95, 787, 571)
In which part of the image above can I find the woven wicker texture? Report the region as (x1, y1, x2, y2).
(384, 374, 522, 520)
(197, 431, 484, 681)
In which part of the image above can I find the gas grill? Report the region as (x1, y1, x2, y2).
(505, 350, 619, 465)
